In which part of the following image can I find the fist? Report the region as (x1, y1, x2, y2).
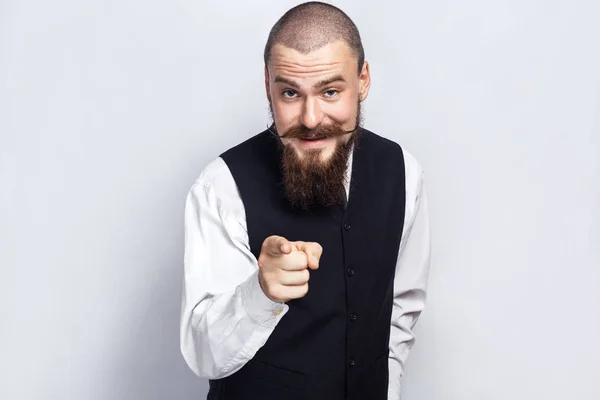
(257, 235, 323, 303)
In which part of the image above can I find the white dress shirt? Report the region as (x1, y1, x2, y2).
(180, 145, 431, 399)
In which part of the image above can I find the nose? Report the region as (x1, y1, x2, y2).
(300, 97, 324, 129)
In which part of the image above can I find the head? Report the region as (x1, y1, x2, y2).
(264, 2, 371, 209)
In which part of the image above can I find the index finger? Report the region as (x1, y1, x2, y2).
(265, 236, 292, 256)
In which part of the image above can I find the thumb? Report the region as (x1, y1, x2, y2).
(293, 241, 323, 270)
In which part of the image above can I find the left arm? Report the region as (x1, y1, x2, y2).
(388, 153, 431, 399)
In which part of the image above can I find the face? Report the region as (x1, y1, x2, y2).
(265, 40, 371, 209)
(266, 40, 371, 162)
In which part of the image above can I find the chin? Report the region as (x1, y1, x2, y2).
(297, 146, 335, 163)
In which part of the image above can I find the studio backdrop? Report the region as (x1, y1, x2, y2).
(1, 0, 599, 399)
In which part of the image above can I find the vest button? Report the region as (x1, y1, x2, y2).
(344, 222, 351, 231)
(347, 268, 355, 276)
(349, 313, 357, 322)
(349, 358, 356, 367)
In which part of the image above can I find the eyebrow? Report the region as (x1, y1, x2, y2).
(274, 75, 346, 89)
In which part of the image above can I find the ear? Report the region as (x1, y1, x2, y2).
(264, 67, 271, 102)
(358, 61, 371, 102)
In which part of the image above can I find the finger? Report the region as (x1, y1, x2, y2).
(279, 250, 308, 271)
(285, 283, 309, 300)
(293, 241, 323, 270)
(279, 269, 310, 286)
(265, 236, 292, 256)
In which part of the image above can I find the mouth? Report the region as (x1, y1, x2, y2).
(295, 137, 329, 149)
(300, 136, 329, 142)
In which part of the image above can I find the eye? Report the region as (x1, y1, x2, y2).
(323, 89, 339, 98)
(282, 90, 298, 99)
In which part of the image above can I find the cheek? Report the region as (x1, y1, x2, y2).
(323, 97, 358, 125)
(272, 101, 299, 127)
(272, 98, 296, 115)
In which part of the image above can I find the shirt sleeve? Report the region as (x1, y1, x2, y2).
(388, 155, 432, 399)
(180, 162, 289, 379)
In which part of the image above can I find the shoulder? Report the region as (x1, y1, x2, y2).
(189, 158, 241, 216)
(193, 157, 233, 190)
(400, 148, 426, 237)
(358, 128, 404, 159)
(402, 148, 424, 194)
(361, 129, 425, 220)
(360, 128, 424, 186)
(194, 131, 271, 193)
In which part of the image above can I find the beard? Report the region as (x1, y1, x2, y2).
(269, 100, 363, 210)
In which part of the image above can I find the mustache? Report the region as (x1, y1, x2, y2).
(269, 122, 359, 140)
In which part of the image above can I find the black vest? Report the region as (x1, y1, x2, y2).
(209, 128, 406, 400)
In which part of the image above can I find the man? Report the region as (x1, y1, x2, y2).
(180, 2, 431, 399)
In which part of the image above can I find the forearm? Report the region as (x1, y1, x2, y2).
(180, 270, 287, 379)
(387, 303, 423, 399)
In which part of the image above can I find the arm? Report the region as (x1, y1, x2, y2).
(388, 155, 432, 399)
(180, 159, 289, 379)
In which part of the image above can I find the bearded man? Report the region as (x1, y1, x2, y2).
(180, 2, 431, 399)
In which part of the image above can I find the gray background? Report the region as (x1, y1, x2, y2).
(1, 0, 599, 399)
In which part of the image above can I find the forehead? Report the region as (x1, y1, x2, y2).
(269, 40, 357, 80)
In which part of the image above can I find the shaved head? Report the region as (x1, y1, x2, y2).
(264, 2, 365, 74)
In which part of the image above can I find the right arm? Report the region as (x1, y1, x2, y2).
(179, 163, 288, 379)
